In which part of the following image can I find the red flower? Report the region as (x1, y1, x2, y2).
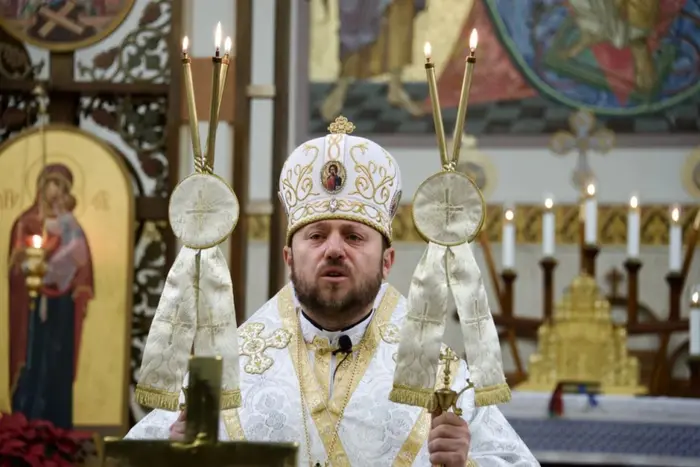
(0, 412, 84, 467)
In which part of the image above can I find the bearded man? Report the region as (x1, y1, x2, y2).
(124, 121, 537, 467)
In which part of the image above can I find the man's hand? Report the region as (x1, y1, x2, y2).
(169, 409, 186, 441)
(428, 411, 471, 466)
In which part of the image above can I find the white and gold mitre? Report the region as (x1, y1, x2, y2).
(279, 116, 402, 243)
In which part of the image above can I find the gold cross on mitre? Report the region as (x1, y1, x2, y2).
(102, 357, 299, 466)
(328, 115, 355, 135)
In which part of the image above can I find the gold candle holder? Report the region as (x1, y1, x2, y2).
(25, 235, 47, 301)
(450, 29, 478, 167)
(181, 22, 231, 174)
(204, 22, 224, 171)
(181, 36, 204, 171)
(424, 42, 448, 169)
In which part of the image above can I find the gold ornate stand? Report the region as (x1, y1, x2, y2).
(518, 274, 647, 395)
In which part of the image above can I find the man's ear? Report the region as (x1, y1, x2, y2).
(382, 246, 395, 279)
(283, 245, 292, 267)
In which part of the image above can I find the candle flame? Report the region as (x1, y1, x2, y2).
(224, 37, 232, 54)
(182, 36, 189, 53)
(423, 42, 432, 60)
(693, 291, 699, 305)
(505, 209, 514, 221)
(31, 235, 42, 249)
(469, 29, 478, 50)
(215, 22, 222, 49)
(671, 206, 680, 223)
(586, 183, 595, 196)
(630, 196, 638, 209)
(544, 198, 553, 210)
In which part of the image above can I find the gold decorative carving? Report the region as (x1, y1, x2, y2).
(246, 203, 698, 245)
(518, 274, 647, 395)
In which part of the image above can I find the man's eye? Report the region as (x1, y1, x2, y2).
(346, 234, 362, 242)
(309, 233, 323, 240)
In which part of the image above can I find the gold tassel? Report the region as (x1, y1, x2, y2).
(466, 458, 479, 467)
(220, 389, 242, 410)
(474, 383, 511, 407)
(134, 385, 180, 411)
(389, 385, 435, 409)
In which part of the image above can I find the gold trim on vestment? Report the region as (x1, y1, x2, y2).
(133, 385, 180, 412)
(223, 408, 246, 440)
(278, 284, 400, 466)
(475, 383, 511, 407)
(311, 337, 332, 397)
(393, 352, 457, 466)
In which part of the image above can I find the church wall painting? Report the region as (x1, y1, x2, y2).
(298, 0, 700, 146)
(0, 0, 136, 52)
(0, 125, 133, 434)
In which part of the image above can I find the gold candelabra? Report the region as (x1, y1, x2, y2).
(181, 22, 231, 174)
(422, 29, 479, 418)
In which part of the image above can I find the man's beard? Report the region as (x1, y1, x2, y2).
(291, 256, 383, 324)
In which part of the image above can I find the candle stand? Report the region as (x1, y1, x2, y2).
(582, 244, 599, 277)
(689, 357, 700, 398)
(501, 269, 517, 317)
(624, 259, 642, 325)
(539, 257, 557, 321)
(666, 272, 683, 321)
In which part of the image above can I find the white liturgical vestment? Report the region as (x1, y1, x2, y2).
(125, 283, 537, 466)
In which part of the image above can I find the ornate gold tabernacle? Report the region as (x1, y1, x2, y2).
(518, 274, 647, 395)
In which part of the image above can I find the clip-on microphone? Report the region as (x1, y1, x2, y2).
(332, 334, 353, 355)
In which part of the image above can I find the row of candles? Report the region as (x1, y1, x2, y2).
(499, 183, 699, 358)
(500, 183, 683, 272)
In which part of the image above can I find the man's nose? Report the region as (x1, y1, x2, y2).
(324, 233, 345, 258)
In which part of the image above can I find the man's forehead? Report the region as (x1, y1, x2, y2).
(302, 219, 373, 233)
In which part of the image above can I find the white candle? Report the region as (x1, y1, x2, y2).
(503, 208, 515, 269)
(690, 290, 700, 356)
(543, 198, 555, 257)
(669, 206, 682, 272)
(627, 196, 640, 258)
(584, 184, 597, 245)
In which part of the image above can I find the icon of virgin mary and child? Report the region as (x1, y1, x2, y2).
(7, 163, 94, 429)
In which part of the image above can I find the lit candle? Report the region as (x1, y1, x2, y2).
(503, 208, 515, 269)
(691, 289, 700, 357)
(450, 29, 478, 167)
(423, 42, 448, 168)
(204, 22, 224, 170)
(217, 36, 232, 115)
(584, 183, 597, 245)
(669, 206, 682, 272)
(31, 235, 42, 249)
(543, 197, 555, 257)
(181, 36, 203, 169)
(627, 195, 640, 258)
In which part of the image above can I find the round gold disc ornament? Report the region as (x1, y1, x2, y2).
(411, 171, 485, 246)
(168, 173, 239, 249)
